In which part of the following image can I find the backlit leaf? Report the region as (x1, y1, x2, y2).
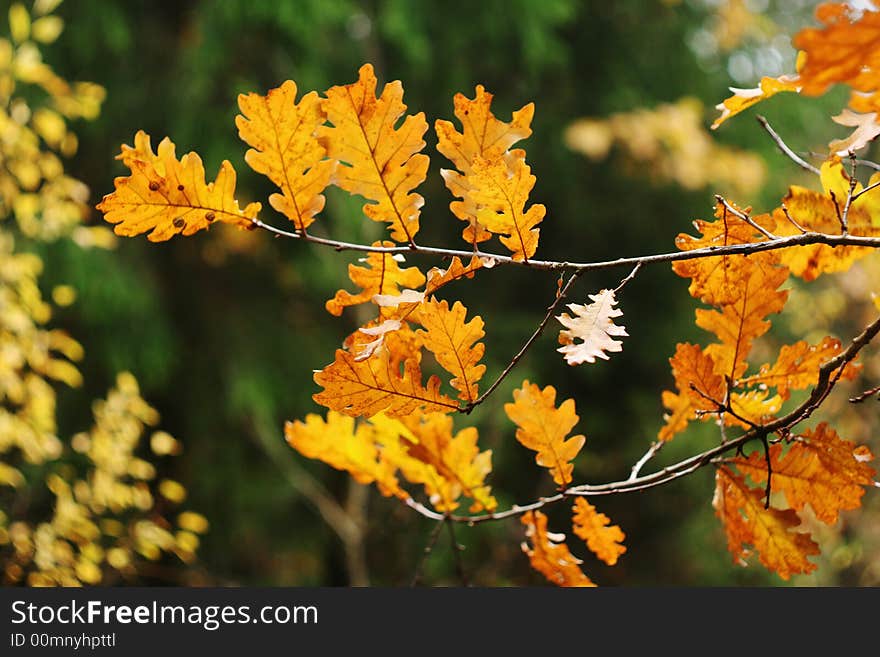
(713, 467, 819, 580)
(505, 381, 585, 486)
(571, 498, 626, 566)
(318, 64, 428, 244)
(521, 510, 595, 587)
(236, 80, 335, 231)
(97, 131, 261, 242)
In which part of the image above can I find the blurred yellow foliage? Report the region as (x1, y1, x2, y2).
(565, 97, 766, 196)
(0, 1, 205, 586)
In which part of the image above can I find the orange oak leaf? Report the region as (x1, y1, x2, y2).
(772, 161, 880, 281)
(466, 152, 545, 261)
(521, 511, 595, 587)
(740, 336, 860, 401)
(236, 80, 336, 231)
(732, 423, 876, 524)
(325, 243, 426, 316)
(313, 348, 458, 418)
(318, 64, 428, 244)
(372, 412, 496, 513)
(284, 411, 405, 498)
(672, 202, 774, 306)
(415, 299, 486, 403)
(659, 343, 725, 442)
(712, 74, 801, 129)
(794, 3, 880, 115)
(571, 498, 626, 566)
(713, 466, 819, 580)
(695, 260, 789, 379)
(505, 381, 585, 486)
(727, 388, 782, 428)
(556, 289, 627, 366)
(436, 86, 535, 245)
(425, 255, 487, 297)
(97, 131, 261, 242)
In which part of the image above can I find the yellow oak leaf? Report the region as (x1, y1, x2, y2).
(236, 80, 336, 231)
(696, 261, 789, 379)
(556, 289, 627, 366)
(521, 510, 595, 587)
(467, 151, 545, 261)
(740, 336, 860, 401)
(284, 412, 404, 498)
(772, 161, 880, 281)
(659, 343, 725, 442)
(732, 423, 876, 524)
(372, 412, 496, 513)
(425, 255, 486, 297)
(318, 64, 428, 244)
(313, 347, 458, 418)
(672, 201, 775, 306)
(713, 466, 819, 580)
(325, 242, 426, 316)
(97, 131, 261, 242)
(436, 85, 534, 245)
(712, 74, 801, 129)
(571, 498, 626, 566)
(505, 381, 585, 486)
(415, 298, 486, 403)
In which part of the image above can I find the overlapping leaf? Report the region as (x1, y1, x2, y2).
(318, 64, 428, 244)
(97, 131, 261, 241)
(505, 382, 585, 486)
(556, 289, 627, 366)
(521, 511, 595, 587)
(713, 467, 819, 580)
(284, 411, 404, 498)
(732, 423, 875, 524)
(436, 86, 535, 245)
(712, 74, 801, 129)
(326, 243, 426, 316)
(466, 152, 545, 261)
(572, 498, 626, 566)
(313, 348, 458, 418)
(415, 299, 486, 403)
(659, 343, 725, 442)
(236, 80, 335, 231)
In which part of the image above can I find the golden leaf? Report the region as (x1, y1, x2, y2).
(556, 289, 627, 366)
(313, 348, 458, 418)
(467, 152, 545, 261)
(436, 86, 534, 245)
(372, 412, 496, 513)
(732, 423, 876, 524)
(659, 343, 725, 442)
(740, 337, 860, 401)
(521, 510, 595, 587)
(713, 467, 819, 580)
(415, 299, 486, 403)
(505, 381, 585, 486)
(318, 64, 428, 244)
(712, 75, 801, 129)
(425, 255, 485, 297)
(325, 242, 426, 316)
(97, 131, 261, 242)
(284, 412, 405, 498)
(236, 80, 335, 231)
(571, 498, 626, 566)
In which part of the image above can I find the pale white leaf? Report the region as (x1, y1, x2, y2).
(556, 288, 627, 366)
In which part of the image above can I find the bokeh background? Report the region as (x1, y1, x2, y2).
(4, 0, 880, 586)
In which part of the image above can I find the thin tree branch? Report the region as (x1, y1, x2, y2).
(410, 517, 446, 587)
(446, 520, 469, 586)
(462, 270, 584, 413)
(628, 441, 664, 481)
(404, 313, 880, 525)
(715, 195, 777, 240)
(756, 115, 821, 175)
(849, 384, 880, 403)
(248, 216, 880, 275)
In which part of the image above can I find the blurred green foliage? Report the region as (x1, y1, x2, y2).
(25, 0, 870, 586)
